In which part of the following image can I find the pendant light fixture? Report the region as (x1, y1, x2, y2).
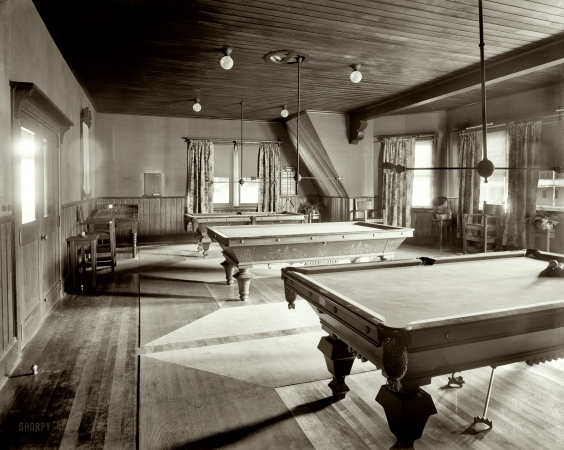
(281, 105, 289, 118)
(193, 98, 201, 112)
(350, 64, 362, 83)
(220, 47, 234, 70)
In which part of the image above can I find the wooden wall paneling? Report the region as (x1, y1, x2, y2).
(180, 198, 187, 234)
(142, 198, 150, 235)
(0, 217, 17, 387)
(1, 222, 9, 351)
(155, 198, 161, 235)
(165, 198, 172, 234)
(411, 209, 434, 239)
(159, 198, 166, 235)
(174, 198, 180, 234)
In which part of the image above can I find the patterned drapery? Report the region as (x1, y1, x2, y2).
(382, 137, 415, 227)
(186, 140, 214, 214)
(258, 142, 280, 212)
(503, 120, 542, 249)
(457, 130, 482, 237)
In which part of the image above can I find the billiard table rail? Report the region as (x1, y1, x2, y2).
(208, 222, 413, 248)
(282, 264, 564, 394)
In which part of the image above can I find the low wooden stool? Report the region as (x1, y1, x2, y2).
(431, 218, 453, 251)
(67, 234, 99, 290)
(529, 228, 557, 252)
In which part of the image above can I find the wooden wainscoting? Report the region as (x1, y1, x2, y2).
(97, 197, 188, 236)
(319, 197, 349, 222)
(410, 208, 434, 243)
(61, 199, 98, 281)
(0, 215, 18, 386)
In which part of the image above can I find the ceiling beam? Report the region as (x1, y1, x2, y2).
(349, 39, 564, 144)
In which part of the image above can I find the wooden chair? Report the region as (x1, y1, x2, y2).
(86, 220, 116, 272)
(77, 206, 116, 270)
(462, 201, 505, 254)
(350, 199, 386, 224)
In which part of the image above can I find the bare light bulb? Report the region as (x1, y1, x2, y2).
(220, 47, 234, 70)
(350, 64, 362, 83)
(193, 99, 201, 112)
(281, 105, 289, 118)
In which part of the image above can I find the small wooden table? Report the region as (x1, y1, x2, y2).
(67, 234, 99, 290)
(431, 218, 453, 251)
(529, 227, 557, 252)
(86, 204, 139, 258)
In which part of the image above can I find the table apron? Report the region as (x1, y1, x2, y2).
(319, 313, 564, 389)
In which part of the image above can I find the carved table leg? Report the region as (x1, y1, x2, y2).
(220, 260, 236, 285)
(285, 287, 298, 309)
(195, 230, 203, 253)
(201, 235, 212, 257)
(234, 268, 255, 301)
(376, 386, 437, 449)
(317, 336, 356, 399)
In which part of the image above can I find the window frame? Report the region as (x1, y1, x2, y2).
(213, 142, 260, 209)
(80, 107, 92, 199)
(411, 137, 437, 209)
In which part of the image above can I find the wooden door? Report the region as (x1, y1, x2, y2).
(41, 129, 60, 314)
(18, 112, 60, 343)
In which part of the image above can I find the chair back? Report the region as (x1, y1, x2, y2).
(483, 202, 505, 225)
(351, 199, 372, 221)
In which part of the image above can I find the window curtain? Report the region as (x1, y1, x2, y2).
(503, 120, 542, 249)
(457, 130, 482, 237)
(258, 142, 280, 212)
(382, 137, 416, 227)
(186, 140, 214, 214)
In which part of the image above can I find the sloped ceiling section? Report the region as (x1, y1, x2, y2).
(285, 113, 348, 198)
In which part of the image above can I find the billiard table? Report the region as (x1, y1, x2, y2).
(184, 212, 306, 256)
(206, 221, 413, 301)
(282, 249, 564, 448)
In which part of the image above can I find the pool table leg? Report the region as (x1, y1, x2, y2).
(201, 236, 212, 257)
(376, 386, 437, 449)
(318, 336, 356, 399)
(221, 260, 236, 285)
(234, 267, 255, 301)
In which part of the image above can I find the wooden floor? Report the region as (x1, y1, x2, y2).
(0, 236, 563, 449)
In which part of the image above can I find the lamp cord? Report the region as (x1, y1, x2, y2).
(240, 102, 244, 181)
(479, 0, 488, 162)
(297, 55, 301, 181)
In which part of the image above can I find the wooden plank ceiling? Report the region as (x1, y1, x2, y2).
(32, 0, 564, 122)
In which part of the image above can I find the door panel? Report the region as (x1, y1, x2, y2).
(42, 132, 60, 313)
(19, 116, 41, 341)
(18, 112, 61, 344)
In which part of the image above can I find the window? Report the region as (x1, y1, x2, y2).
(281, 166, 298, 196)
(411, 139, 435, 207)
(538, 170, 564, 208)
(479, 130, 507, 207)
(212, 142, 259, 207)
(44, 138, 55, 217)
(80, 107, 92, 198)
(21, 127, 36, 224)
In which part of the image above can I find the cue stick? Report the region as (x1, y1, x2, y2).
(473, 366, 496, 428)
